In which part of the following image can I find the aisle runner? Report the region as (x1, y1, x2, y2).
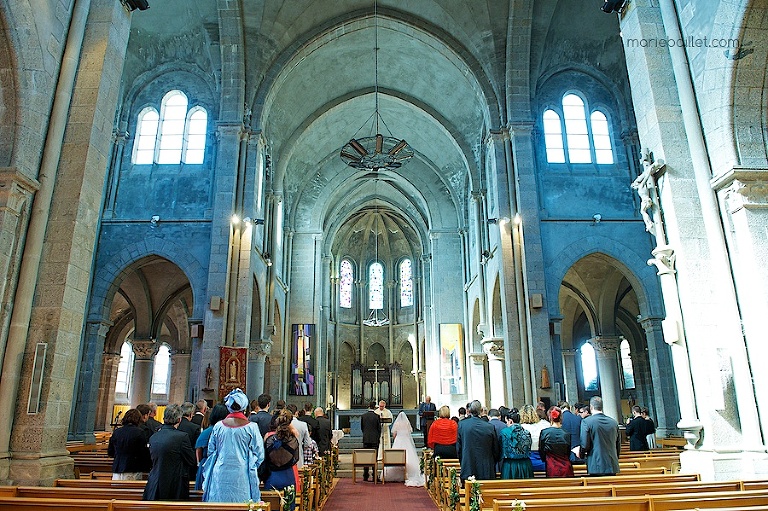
(323, 478, 439, 511)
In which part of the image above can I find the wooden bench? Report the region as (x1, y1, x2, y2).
(0, 496, 271, 511)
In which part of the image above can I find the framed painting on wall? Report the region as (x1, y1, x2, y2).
(439, 323, 465, 395)
(290, 324, 315, 395)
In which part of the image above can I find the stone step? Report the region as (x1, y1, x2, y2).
(337, 433, 425, 454)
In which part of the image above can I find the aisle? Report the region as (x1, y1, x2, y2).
(322, 478, 439, 511)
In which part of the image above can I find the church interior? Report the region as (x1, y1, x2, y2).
(1, 0, 768, 485)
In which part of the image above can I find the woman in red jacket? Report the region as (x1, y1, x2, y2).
(427, 405, 458, 459)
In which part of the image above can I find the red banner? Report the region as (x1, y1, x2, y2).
(219, 346, 248, 401)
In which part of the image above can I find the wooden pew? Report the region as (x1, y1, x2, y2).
(0, 496, 271, 511)
(0, 497, 112, 511)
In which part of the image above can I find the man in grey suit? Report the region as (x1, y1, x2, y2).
(579, 396, 620, 476)
(360, 401, 381, 482)
(457, 400, 499, 482)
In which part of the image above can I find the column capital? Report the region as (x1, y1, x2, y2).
(470, 189, 487, 202)
(647, 244, 676, 275)
(588, 336, 621, 355)
(637, 315, 664, 333)
(469, 352, 488, 365)
(0, 167, 40, 216)
(251, 341, 272, 359)
(711, 167, 768, 213)
(131, 340, 158, 360)
(481, 337, 505, 359)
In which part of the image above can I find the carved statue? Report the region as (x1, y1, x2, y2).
(204, 363, 213, 390)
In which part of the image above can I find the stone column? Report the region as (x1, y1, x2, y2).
(169, 349, 191, 404)
(561, 349, 579, 405)
(94, 352, 121, 431)
(468, 353, 488, 406)
(69, 319, 111, 441)
(630, 349, 653, 417)
(589, 336, 622, 421)
(130, 340, 158, 407)
(3, 0, 130, 485)
(247, 341, 271, 397)
(482, 337, 506, 408)
(638, 316, 679, 436)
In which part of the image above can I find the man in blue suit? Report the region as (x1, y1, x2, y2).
(457, 400, 499, 482)
(559, 400, 583, 463)
(579, 396, 620, 476)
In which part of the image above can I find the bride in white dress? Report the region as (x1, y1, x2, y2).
(382, 411, 425, 486)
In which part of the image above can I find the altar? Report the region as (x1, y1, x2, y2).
(335, 408, 418, 436)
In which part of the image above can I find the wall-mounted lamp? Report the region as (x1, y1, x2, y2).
(513, 214, 522, 226)
(487, 218, 498, 225)
(480, 250, 492, 265)
(592, 213, 602, 225)
(264, 252, 272, 267)
(150, 215, 160, 226)
(254, 219, 265, 225)
(231, 214, 240, 225)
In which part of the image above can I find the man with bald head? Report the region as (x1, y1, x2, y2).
(314, 407, 332, 455)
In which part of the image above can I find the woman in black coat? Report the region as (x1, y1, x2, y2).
(107, 408, 151, 479)
(143, 404, 197, 501)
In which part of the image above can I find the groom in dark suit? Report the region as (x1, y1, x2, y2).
(360, 400, 381, 482)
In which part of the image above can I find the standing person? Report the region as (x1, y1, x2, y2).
(136, 403, 156, 440)
(298, 402, 319, 441)
(642, 407, 657, 449)
(195, 403, 228, 490)
(428, 405, 458, 459)
(457, 407, 467, 420)
(143, 404, 197, 501)
(203, 389, 265, 503)
(384, 411, 425, 486)
(252, 394, 273, 437)
(626, 405, 653, 451)
(539, 407, 573, 477)
(262, 409, 300, 507)
(287, 404, 311, 468)
(520, 404, 548, 472)
(418, 396, 437, 445)
(375, 400, 393, 458)
(191, 399, 208, 427)
(456, 400, 499, 481)
(108, 409, 151, 480)
(579, 396, 620, 476)
(559, 401, 583, 463)
(177, 401, 201, 481)
(499, 408, 533, 479)
(145, 402, 163, 433)
(360, 401, 381, 482)
(314, 407, 333, 455)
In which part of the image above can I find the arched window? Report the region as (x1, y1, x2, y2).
(399, 259, 413, 307)
(134, 108, 159, 164)
(115, 341, 134, 395)
(184, 108, 207, 164)
(620, 338, 636, 389)
(151, 344, 171, 395)
(563, 94, 591, 163)
(590, 110, 614, 164)
(132, 90, 208, 165)
(340, 259, 353, 309)
(543, 109, 565, 163)
(369, 262, 384, 310)
(580, 342, 599, 391)
(542, 92, 614, 165)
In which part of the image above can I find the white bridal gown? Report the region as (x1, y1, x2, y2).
(382, 412, 425, 487)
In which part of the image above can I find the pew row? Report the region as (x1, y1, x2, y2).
(0, 497, 270, 511)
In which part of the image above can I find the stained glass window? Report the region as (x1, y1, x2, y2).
(340, 259, 353, 309)
(621, 338, 636, 389)
(400, 259, 413, 307)
(369, 262, 384, 310)
(151, 344, 171, 395)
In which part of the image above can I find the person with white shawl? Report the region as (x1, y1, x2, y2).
(382, 411, 425, 487)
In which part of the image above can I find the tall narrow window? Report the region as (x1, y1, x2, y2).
(563, 94, 591, 163)
(543, 109, 565, 163)
(590, 111, 614, 164)
(157, 92, 188, 164)
(620, 338, 636, 389)
(151, 344, 171, 395)
(184, 108, 208, 164)
(399, 259, 413, 307)
(340, 259, 353, 309)
(369, 262, 384, 310)
(580, 342, 599, 391)
(134, 109, 159, 164)
(115, 341, 134, 395)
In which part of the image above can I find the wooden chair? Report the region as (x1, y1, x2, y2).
(380, 449, 407, 484)
(352, 449, 378, 484)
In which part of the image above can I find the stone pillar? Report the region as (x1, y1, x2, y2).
(169, 349, 191, 404)
(130, 340, 158, 407)
(3, 0, 130, 485)
(482, 337, 506, 408)
(630, 349, 653, 418)
(638, 317, 680, 437)
(468, 353, 488, 406)
(713, 169, 768, 448)
(561, 349, 579, 405)
(70, 319, 111, 441)
(247, 341, 271, 397)
(589, 336, 622, 421)
(94, 352, 121, 431)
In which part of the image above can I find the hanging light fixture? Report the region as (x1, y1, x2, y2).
(363, 186, 390, 327)
(340, 1, 414, 172)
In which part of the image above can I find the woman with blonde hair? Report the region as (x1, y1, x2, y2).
(427, 405, 458, 459)
(520, 403, 548, 472)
